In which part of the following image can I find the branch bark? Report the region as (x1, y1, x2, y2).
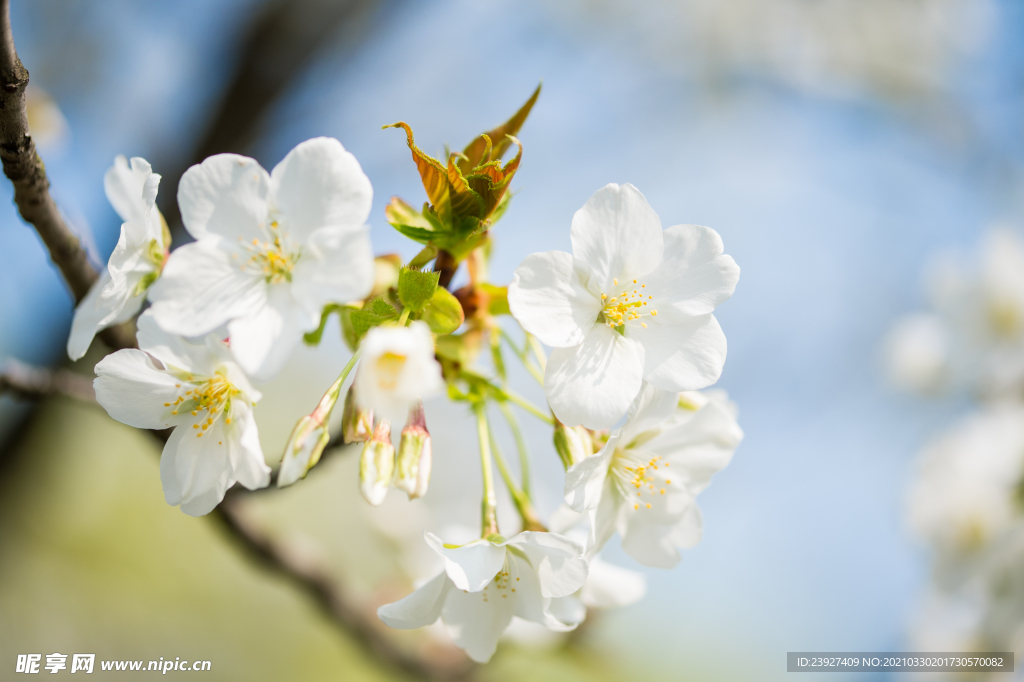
(0, 0, 134, 351)
(0, 358, 95, 402)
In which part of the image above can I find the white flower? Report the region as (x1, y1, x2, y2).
(68, 156, 168, 360)
(564, 383, 742, 567)
(883, 313, 950, 394)
(93, 311, 270, 515)
(354, 322, 444, 427)
(908, 404, 1024, 560)
(905, 227, 1024, 398)
(147, 137, 374, 380)
(377, 531, 588, 663)
(508, 183, 739, 429)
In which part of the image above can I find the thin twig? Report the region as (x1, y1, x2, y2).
(0, 358, 95, 402)
(0, 0, 134, 351)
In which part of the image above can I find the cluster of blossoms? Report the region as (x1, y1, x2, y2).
(886, 228, 1024, 669)
(76, 89, 742, 663)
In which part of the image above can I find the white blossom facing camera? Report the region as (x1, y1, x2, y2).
(508, 183, 739, 429)
(564, 383, 742, 567)
(93, 312, 270, 515)
(354, 321, 444, 427)
(377, 531, 588, 663)
(68, 156, 169, 360)
(147, 137, 375, 380)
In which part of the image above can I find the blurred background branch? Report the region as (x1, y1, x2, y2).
(0, 357, 94, 402)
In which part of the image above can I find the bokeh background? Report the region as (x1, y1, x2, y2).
(2, 0, 1023, 679)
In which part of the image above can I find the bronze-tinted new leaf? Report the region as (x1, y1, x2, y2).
(459, 83, 541, 174)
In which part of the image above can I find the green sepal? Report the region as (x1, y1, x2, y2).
(350, 298, 398, 342)
(397, 267, 440, 313)
(421, 287, 464, 335)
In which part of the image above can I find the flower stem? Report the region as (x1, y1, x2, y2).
(474, 404, 500, 537)
(497, 401, 531, 497)
(502, 388, 554, 425)
(323, 350, 361, 411)
(408, 244, 437, 269)
(487, 414, 545, 532)
(499, 327, 544, 385)
(397, 306, 412, 326)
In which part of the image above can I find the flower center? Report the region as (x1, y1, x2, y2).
(610, 447, 671, 511)
(600, 278, 657, 329)
(375, 352, 408, 390)
(237, 221, 299, 284)
(477, 554, 520, 603)
(164, 372, 239, 438)
(988, 298, 1022, 339)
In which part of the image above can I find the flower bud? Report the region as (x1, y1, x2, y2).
(277, 415, 330, 488)
(341, 384, 373, 443)
(395, 402, 432, 499)
(554, 421, 594, 470)
(360, 420, 395, 506)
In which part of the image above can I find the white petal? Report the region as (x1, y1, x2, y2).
(545, 596, 587, 629)
(645, 224, 739, 316)
(564, 443, 614, 512)
(104, 155, 158, 227)
(507, 251, 601, 348)
(440, 583, 515, 663)
(148, 240, 267, 338)
(289, 225, 374, 317)
(620, 382, 680, 444)
(160, 421, 234, 516)
(135, 311, 222, 375)
(586, 483, 619, 558)
(579, 556, 646, 609)
(508, 551, 581, 632)
(177, 154, 269, 241)
(226, 286, 306, 381)
(503, 532, 588, 599)
(619, 515, 682, 568)
(648, 401, 743, 494)
(667, 505, 703, 550)
(425, 533, 506, 593)
(226, 402, 270, 491)
(94, 349, 183, 430)
(570, 183, 663, 290)
(270, 137, 372, 241)
(377, 572, 450, 629)
(545, 324, 644, 429)
(635, 310, 727, 392)
(67, 272, 112, 360)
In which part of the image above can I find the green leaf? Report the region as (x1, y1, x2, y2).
(303, 304, 348, 346)
(459, 83, 541, 173)
(350, 298, 398, 342)
(397, 267, 440, 313)
(421, 287, 464, 335)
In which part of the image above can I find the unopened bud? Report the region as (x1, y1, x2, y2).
(341, 385, 373, 443)
(277, 415, 330, 488)
(395, 402, 432, 499)
(360, 420, 394, 506)
(554, 421, 593, 470)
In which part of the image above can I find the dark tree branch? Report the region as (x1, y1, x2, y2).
(0, 0, 134, 351)
(158, 0, 390, 235)
(0, 358, 94, 402)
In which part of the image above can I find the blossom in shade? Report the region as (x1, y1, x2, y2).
(93, 312, 269, 515)
(508, 183, 739, 429)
